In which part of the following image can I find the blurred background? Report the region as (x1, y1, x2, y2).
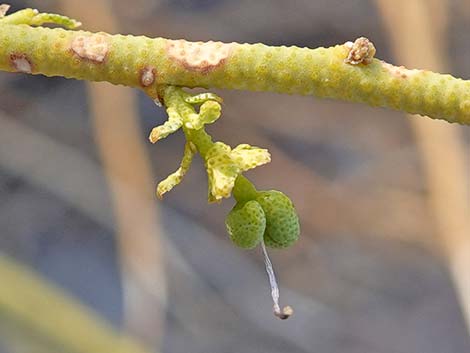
(0, 0, 469, 352)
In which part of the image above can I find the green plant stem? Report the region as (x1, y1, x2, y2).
(0, 23, 469, 124)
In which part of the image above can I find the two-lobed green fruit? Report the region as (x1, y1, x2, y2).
(225, 189, 300, 249)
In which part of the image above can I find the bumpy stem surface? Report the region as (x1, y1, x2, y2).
(0, 21, 470, 124)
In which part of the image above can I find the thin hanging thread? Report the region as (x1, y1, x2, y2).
(261, 240, 293, 320)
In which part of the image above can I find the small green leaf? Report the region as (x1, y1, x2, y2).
(205, 142, 239, 202)
(149, 107, 183, 143)
(30, 13, 82, 29)
(0, 8, 81, 28)
(184, 92, 223, 105)
(183, 100, 221, 130)
(156, 142, 196, 198)
(199, 100, 222, 125)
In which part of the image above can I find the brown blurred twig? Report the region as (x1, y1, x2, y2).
(376, 0, 470, 332)
(60, 0, 167, 347)
(0, 253, 150, 353)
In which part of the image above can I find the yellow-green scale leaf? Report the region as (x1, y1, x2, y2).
(156, 142, 196, 198)
(149, 106, 182, 143)
(205, 142, 239, 202)
(231, 144, 271, 171)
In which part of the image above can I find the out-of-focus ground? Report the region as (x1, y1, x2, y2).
(0, 0, 469, 352)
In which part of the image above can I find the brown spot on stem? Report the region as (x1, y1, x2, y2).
(10, 54, 32, 73)
(71, 33, 109, 63)
(344, 37, 376, 65)
(381, 61, 421, 79)
(166, 39, 234, 73)
(140, 66, 156, 87)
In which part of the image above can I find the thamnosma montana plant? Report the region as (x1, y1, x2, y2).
(1, 5, 469, 319)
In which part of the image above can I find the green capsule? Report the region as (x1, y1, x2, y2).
(225, 200, 266, 249)
(256, 191, 300, 248)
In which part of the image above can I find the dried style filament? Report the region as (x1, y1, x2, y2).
(261, 240, 293, 320)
